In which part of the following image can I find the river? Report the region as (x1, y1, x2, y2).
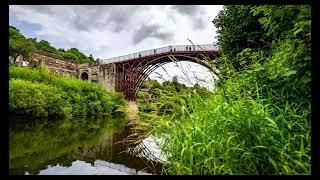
(9, 114, 163, 175)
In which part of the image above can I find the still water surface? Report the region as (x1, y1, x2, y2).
(9, 115, 162, 175)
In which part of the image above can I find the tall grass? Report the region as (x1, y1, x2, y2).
(136, 48, 310, 174)
(138, 71, 310, 175)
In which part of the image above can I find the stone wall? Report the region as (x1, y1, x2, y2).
(30, 50, 78, 77)
(77, 62, 116, 92)
(99, 64, 116, 92)
(10, 50, 117, 93)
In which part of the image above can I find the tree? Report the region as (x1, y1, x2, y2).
(60, 52, 78, 60)
(141, 81, 149, 89)
(213, 5, 271, 70)
(67, 48, 87, 59)
(172, 75, 178, 83)
(9, 26, 37, 60)
(8, 26, 92, 64)
(253, 5, 311, 99)
(252, 5, 309, 40)
(58, 48, 65, 52)
(9, 26, 25, 40)
(89, 54, 94, 61)
(162, 81, 173, 87)
(150, 80, 161, 89)
(9, 38, 36, 60)
(36, 40, 57, 54)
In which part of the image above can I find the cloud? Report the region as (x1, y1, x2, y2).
(171, 5, 207, 30)
(13, 5, 144, 33)
(70, 5, 145, 33)
(132, 24, 173, 44)
(172, 5, 201, 16)
(24, 5, 57, 15)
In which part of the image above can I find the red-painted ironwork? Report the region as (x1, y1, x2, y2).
(102, 44, 219, 100)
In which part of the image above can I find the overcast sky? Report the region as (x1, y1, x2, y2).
(9, 5, 223, 90)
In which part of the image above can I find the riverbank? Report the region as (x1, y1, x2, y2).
(126, 101, 139, 121)
(9, 65, 126, 118)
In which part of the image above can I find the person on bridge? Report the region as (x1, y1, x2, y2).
(174, 48, 176, 51)
(186, 46, 188, 51)
(139, 54, 141, 58)
(154, 49, 156, 54)
(189, 46, 192, 51)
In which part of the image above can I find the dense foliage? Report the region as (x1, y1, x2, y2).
(213, 5, 271, 71)
(9, 26, 93, 64)
(137, 5, 311, 175)
(9, 65, 126, 118)
(137, 79, 212, 117)
(9, 26, 37, 60)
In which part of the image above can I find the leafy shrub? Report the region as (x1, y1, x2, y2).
(9, 79, 71, 118)
(9, 66, 126, 118)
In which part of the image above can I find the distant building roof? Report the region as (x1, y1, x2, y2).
(34, 50, 77, 63)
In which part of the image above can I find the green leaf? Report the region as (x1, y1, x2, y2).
(283, 70, 297, 77)
(258, 17, 268, 25)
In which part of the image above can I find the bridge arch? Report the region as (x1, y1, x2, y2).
(101, 44, 220, 100)
(118, 54, 218, 100)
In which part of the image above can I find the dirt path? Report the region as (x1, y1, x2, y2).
(127, 101, 139, 121)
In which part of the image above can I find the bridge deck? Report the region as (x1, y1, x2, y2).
(101, 44, 218, 64)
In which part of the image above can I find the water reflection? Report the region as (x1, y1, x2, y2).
(9, 115, 160, 175)
(37, 160, 151, 175)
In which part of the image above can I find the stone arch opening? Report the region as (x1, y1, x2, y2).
(81, 72, 89, 80)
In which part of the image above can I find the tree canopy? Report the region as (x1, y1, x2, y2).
(9, 26, 94, 64)
(213, 5, 271, 70)
(9, 26, 36, 59)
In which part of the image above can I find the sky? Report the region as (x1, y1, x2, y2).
(9, 5, 223, 90)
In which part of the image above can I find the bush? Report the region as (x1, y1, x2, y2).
(9, 66, 126, 118)
(138, 103, 157, 113)
(9, 79, 71, 118)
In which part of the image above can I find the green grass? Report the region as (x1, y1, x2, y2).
(138, 79, 310, 175)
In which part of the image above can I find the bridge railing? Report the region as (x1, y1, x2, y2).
(101, 44, 217, 64)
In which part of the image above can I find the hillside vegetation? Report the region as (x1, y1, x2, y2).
(9, 26, 94, 64)
(9, 65, 126, 118)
